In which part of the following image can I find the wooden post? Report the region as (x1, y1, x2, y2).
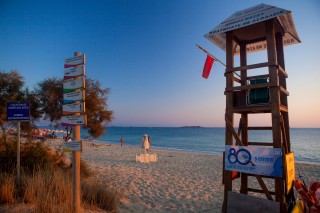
(16, 121, 21, 185)
(223, 31, 235, 213)
(72, 52, 81, 213)
(265, 19, 286, 212)
(239, 42, 248, 194)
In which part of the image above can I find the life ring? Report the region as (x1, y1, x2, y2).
(294, 180, 316, 206)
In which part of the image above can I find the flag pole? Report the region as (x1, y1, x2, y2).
(196, 44, 226, 67)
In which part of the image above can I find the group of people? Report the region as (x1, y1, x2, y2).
(120, 134, 152, 152)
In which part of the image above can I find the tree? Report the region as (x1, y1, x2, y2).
(83, 78, 113, 138)
(34, 78, 63, 123)
(0, 70, 43, 143)
(0, 70, 25, 142)
(36, 77, 113, 138)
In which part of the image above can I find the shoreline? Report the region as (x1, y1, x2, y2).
(83, 139, 320, 165)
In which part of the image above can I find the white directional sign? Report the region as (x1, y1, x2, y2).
(63, 90, 85, 104)
(63, 78, 85, 93)
(61, 115, 87, 126)
(63, 102, 85, 114)
(63, 141, 83, 152)
(64, 66, 86, 80)
(64, 55, 86, 68)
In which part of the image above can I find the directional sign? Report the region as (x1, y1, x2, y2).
(64, 55, 86, 68)
(64, 65, 85, 80)
(63, 102, 85, 114)
(7, 102, 30, 121)
(63, 141, 83, 152)
(61, 115, 87, 126)
(63, 90, 85, 104)
(63, 78, 85, 93)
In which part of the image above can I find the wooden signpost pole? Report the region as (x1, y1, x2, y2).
(17, 121, 21, 185)
(63, 51, 86, 212)
(72, 52, 81, 213)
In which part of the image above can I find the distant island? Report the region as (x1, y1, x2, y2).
(180, 126, 203, 128)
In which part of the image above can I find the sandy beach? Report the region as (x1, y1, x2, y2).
(48, 140, 319, 213)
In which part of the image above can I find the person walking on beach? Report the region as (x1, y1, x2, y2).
(141, 134, 151, 153)
(148, 136, 151, 150)
(120, 136, 124, 147)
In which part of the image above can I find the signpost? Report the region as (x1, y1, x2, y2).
(63, 102, 85, 115)
(63, 141, 83, 152)
(63, 90, 85, 104)
(64, 66, 85, 80)
(6, 102, 30, 185)
(61, 115, 86, 126)
(64, 54, 86, 68)
(63, 78, 85, 93)
(7, 102, 30, 121)
(63, 52, 86, 213)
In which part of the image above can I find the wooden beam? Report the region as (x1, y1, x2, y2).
(226, 115, 244, 146)
(277, 65, 288, 78)
(226, 62, 269, 73)
(248, 127, 273, 130)
(226, 82, 276, 92)
(234, 77, 241, 84)
(232, 105, 272, 113)
(280, 105, 288, 112)
(223, 30, 235, 213)
(240, 42, 249, 195)
(266, 19, 284, 207)
(248, 142, 274, 146)
(280, 86, 289, 96)
(280, 115, 289, 154)
(247, 74, 270, 80)
(256, 175, 274, 200)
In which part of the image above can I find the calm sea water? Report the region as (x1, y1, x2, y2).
(44, 126, 319, 163)
(74, 127, 320, 164)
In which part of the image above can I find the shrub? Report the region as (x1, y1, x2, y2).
(81, 179, 118, 212)
(0, 173, 16, 204)
(0, 140, 68, 174)
(0, 139, 118, 212)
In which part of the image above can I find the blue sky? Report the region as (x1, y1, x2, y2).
(1, 0, 319, 127)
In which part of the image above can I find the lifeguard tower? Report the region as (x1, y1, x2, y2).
(205, 4, 300, 212)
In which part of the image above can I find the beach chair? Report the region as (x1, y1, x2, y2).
(136, 153, 157, 163)
(247, 78, 271, 105)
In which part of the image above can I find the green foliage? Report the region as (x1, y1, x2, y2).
(0, 70, 42, 143)
(0, 70, 25, 142)
(0, 139, 68, 174)
(34, 77, 63, 122)
(84, 78, 113, 138)
(36, 77, 113, 138)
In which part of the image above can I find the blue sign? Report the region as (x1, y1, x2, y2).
(7, 102, 30, 121)
(225, 145, 283, 177)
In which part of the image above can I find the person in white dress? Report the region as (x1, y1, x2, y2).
(141, 134, 151, 153)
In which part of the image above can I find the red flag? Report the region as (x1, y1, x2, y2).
(202, 55, 215, 79)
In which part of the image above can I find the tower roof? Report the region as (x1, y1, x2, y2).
(204, 3, 301, 55)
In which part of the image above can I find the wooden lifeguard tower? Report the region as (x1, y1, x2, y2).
(204, 4, 301, 212)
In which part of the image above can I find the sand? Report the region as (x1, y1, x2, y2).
(47, 140, 319, 213)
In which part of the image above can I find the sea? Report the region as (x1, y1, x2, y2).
(47, 126, 320, 164)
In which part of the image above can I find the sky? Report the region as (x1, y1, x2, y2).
(1, 0, 319, 127)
